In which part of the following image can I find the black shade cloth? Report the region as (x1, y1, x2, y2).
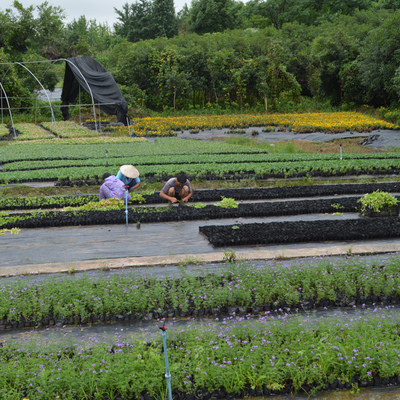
(61, 56, 129, 125)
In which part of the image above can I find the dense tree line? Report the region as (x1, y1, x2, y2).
(107, 6, 400, 111)
(1, 0, 400, 112)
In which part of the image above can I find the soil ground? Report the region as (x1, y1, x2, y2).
(2, 211, 400, 276)
(178, 128, 400, 150)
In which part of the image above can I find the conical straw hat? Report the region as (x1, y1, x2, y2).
(120, 165, 140, 179)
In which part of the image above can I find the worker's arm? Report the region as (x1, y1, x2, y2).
(159, 190, 178, 203)
(129, 181, 140, 191)
(182, 191, 193, 202)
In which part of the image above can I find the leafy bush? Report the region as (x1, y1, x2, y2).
(358, 190, 398, 215)
(214, 196, 238, 208)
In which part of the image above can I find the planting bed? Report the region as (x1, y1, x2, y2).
(2, 183, 400, 231)
(199, 217, 400, 247)
(2, 181, 400, 211)
(0, 194, 372, 229)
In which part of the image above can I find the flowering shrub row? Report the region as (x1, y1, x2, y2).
(1, 256, 400, 325)
(130, 112, 395, 133)
(1, 265, 400, 398)
(1, 111, 394, 145)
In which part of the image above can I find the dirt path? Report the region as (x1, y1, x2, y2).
(177, 128, 400, 149)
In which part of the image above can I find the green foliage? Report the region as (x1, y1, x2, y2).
(130, 192, 146, 203)
(223, 248, 237, 262)
(331, 203, 345, 210)
(2, 137, 400, 184)
(358, 190, 398, 215)
(189, 0, 236, 34)
(189, 202, 207, 208)
(65, 197, 125, 211)
(4, 0, 400, 115)
(114, 0, 177, 42)
(0, 1, 66, 59)
(0, 227, 20, 235)
(215, 196, 238, 208)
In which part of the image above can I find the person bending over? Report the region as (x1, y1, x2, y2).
(116, 165, 141, 192)
(99, 173, 131, 204)
(160, 174, 193, 204)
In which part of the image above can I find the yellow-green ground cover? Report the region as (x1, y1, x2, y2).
(0, 124, 10, 137)
(40, 121, 98, 138)
(122, 112, 395, 134)
(2, 111, 395, 141)
(13, 123, 55, 140)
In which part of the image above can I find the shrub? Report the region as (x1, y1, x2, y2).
(358, 190, 398, 215)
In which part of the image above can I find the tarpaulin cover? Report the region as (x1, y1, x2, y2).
(61, 56, 129, 125)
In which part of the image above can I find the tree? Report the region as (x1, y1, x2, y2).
(114, 0, 177, 42)
(1, 1, 36, 55)
(357, 11, 400, 105)
(252, 43, 301, 112)
(114, 0, 154, 42)
(66, 16, 113, 56)
(254, 0, 300, 29)
(177, 4, 191, 34)
(0, 1, 66, 59)
(0, 48, 32, 110)
(206, 48, 235, 104)
(35, 1, 66, 56)
(189, 0, 236, 34)
(152, 0, 178, 38)
(308, 28, 359, 105)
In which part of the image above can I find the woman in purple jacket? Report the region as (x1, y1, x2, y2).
(99, 172, 131, 204)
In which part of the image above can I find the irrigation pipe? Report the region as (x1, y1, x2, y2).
(159, 319, 173, 400)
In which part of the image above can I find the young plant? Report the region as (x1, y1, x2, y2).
(215, 197, 238, 209)
(189, 203, 207, 209)
(331, 203, 344, 211)
(65, 197, 125, 211)
(223, 248, 237, 262)
(358, 190, 398, 215)
(130, 193, 146, 203)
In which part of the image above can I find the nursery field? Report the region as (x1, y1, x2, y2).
(2, 112, 400, 399)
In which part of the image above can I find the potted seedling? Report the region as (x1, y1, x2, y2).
(358, 190, 399, 217)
